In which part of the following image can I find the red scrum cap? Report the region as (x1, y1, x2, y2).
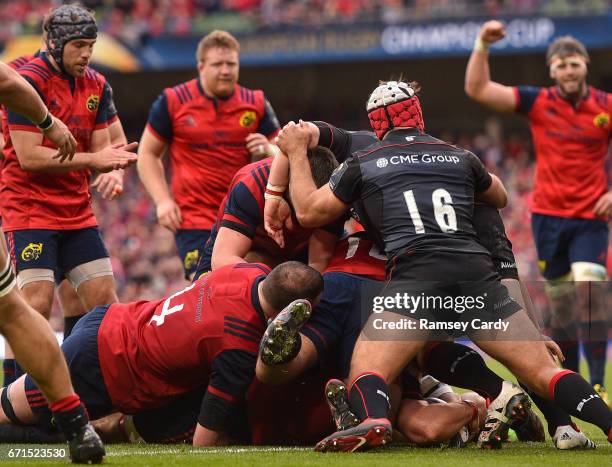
(366, 81, 424, 139)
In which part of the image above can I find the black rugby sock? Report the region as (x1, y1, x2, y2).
(551, 325, 579, 373)
(347, 373, 391, 421)
(549, 370, 612, 436)
(63, 315, 84, 340)
(423, 342, 503, 400)
(518, 380, 571, 437)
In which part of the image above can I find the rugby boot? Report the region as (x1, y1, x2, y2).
(593, 384, 609, 407)
(259, 299, 311, 365)
(509, 405, 545, 442)
(54, 404, 105, 464)
(324, 379, 359, 431)
(477, 381, 530, 449)
(553, 424, 595, 450)
(315, 417, 392, 453)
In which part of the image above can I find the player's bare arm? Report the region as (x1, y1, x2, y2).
(246, 132, 279, 161)
(92, 121, 129, 200)
(10, 127, 137, 173)
(476, 173, 507, 208)
(210, 227, 251, 270)
(137, 126, 183, 232)
(255, 335, 317, 385)
(465, 20, 517, 113)
(308, 229, 337, 273)
(278, 122, 348, 228)
(193, 424, 231, 446)
(263, 150, 290, 246)
(593, 190, 612, 217)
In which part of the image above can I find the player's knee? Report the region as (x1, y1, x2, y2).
(571, 262, 607, 282)
(19, 274, 54, 318)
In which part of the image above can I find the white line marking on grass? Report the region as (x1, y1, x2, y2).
(107, 446, 311, 457)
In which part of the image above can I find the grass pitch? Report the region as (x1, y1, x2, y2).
(0, 360, 610, 465)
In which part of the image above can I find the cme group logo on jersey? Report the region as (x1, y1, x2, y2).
(21, 243, 43, 262)
(239, 110, 256, 127)
(376, 154, 460, 168)
(86, 94, 100, 112)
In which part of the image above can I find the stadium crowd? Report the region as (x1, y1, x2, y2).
(0, 0, 609, 45)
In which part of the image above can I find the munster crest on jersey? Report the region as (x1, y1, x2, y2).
(86, 94, 100, 112)
(593, 112, 610, 129)
(239, 110, 256, 127)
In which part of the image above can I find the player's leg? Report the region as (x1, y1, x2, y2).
(58, 279, 87, 339)
(60, 228, 118, 309)
(0, 238, 105, 463)
(473, 308, 612, 442)
(568, 218, 609, 402)
(3, 229, 57, 385)
(175, 229, 211, 281)
(532, 214, 580, 372)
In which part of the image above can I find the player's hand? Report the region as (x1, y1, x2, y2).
(593, 191, 612, 217)
(246, 133, 273, 160)
(276, 121, 310, 157)
(264, 197, 291, 248)
(47, 116, 77, 162)
(92, 169, 124, 200)
(156, 198, 182, 233)
(543, 335, 565, 363)
(94, 142, 138, 173)
(479, 20, 506, 44)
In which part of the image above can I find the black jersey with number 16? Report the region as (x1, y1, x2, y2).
(328, 128, 493, 261)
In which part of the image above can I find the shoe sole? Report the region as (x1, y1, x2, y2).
(325, 380, 359, 431)
(479, 393, 531, 449)
(260, 302, 311, 365)
(315, 423, 391, 453)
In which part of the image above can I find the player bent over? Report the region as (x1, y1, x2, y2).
(0, 60, 104, 463)
(0, 261, 322, 447)
(278, 81, 612, 452)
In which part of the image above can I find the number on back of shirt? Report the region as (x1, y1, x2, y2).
(149, 282, 197, 326)
(403, 188, 457, 234)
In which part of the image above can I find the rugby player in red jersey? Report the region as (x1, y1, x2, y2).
(138, 30, 280, 280)
(0, 5, 137, 360)
(1, 35, 129, 386)
(192, 147, 341, 278)
(0, 58, 104, 462)
(465, 21, 611, 404)
(0, 261, 322, 447)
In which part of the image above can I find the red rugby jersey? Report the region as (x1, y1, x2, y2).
(1, 54, 112, 231)
(324, 221, 386, 281)
(146, 80, 280, 230)
(97, 263, 270, 413)
(200, 159, 337, 270)
(515, 85, 611, 219)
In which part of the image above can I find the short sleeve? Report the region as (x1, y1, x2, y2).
(467, 152, 493, 193)
(313, 121, 352, 163)
(94, 81, 113, 127)
(146, 92, 172, 141)
(256, 98, 280, 137)
(328, 157, 362, 204)
(515, 86, 541, 114)
(220, 182, 263, 238)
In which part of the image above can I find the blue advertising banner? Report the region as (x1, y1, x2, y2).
(3, 15, 610, 71)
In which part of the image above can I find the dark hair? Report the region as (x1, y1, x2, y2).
(546, 36, 589, 64)
(307, 146, 339, 188)
(261, 261, 323, 312)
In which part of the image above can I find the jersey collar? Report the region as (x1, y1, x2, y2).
(251, 275, 267, 326)
(382, 127, 423, 141)
(197, 79, 236, 103)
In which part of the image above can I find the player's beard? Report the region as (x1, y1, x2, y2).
(557, 77, 586, 101)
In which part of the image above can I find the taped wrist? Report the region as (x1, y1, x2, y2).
(419, 375, 454, 399)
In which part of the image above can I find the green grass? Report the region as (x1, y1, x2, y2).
(0, 359, 610, 465)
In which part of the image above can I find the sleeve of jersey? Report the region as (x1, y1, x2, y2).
(94, 81, 113, 129)
(514, 86, 540, 114)
(467, 152, 493, 192)
(313, 121, 352, 162)
(328, 158, 362, 204)
(146, 92, 173, 141)
(7, 75, 42, 131)
(300, 299, 344, 357)
(198, 349, 257, 432)
(105, 83, 119, 125)
(256, 98, 280, 137)
(220, 182, 262, 238)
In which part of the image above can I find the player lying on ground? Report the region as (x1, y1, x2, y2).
(276, 81, 612, 452)
(0, 261, 322, 447)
